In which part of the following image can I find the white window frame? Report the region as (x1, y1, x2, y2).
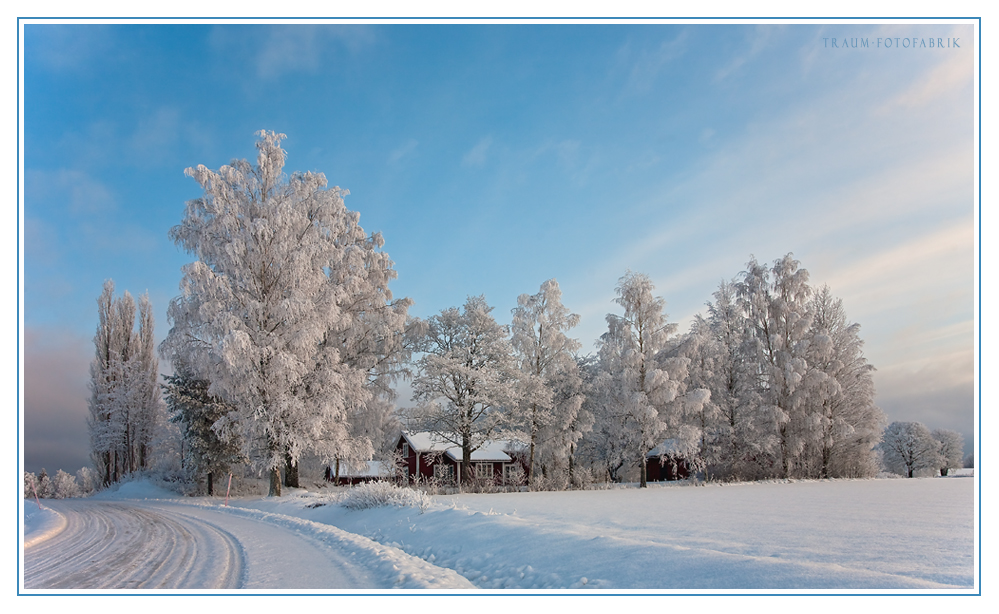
(474, 462, 493, 481)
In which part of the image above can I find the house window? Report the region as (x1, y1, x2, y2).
(474, 463, 493, 481)
(402, 442, 410, 458)
(433, 465, 453, 483)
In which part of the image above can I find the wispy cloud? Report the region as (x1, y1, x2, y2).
(388, 139, 419, 164)
(616, 30, 688, 96)
(878, 51, 974, 113)
(26, 169, 117, 215)
(823, 222, 974, 318)
(27, 24, 115, 72)
(715, 26, 775, 81)
(209, 25, 378, 80)
(462, 136, 493, 167)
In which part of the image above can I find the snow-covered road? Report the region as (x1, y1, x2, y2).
(23, 499, 473, 590)
(24, 500, 244, 589)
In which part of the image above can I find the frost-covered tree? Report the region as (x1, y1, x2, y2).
(737, 255, 818, 479)
(162, 131, 410, 496)
(804, 286, 885, 478)
(881, 421, 940, 478)
(409, 295, 519, 486)
(931, 429, 965, 476)
(36, 469, 52, 498)
(592, 272, 707, 487)
(669, 315, 727, 479)
(88, 281, 163, 487)
(75, 467, 97, 495)
(51, 470, 81, 499)
(510, 279, 587, 488)
(24, 472, 37, 499)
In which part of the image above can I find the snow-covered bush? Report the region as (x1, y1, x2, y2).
(51, 470, 81, 499)
(76, 467, 98, 495)
(339, 481, 433, 513)
(36, 469, 53, 498)
(24, 472, 37, 499)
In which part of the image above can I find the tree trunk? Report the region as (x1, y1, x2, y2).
(640, 456, 648, 488)
(269, 466, 282, 496)
(568, 444, 575, 489)
(528, 429, 537, 490)
(207, 471, 214, 496)
(284, 452, 300, 488)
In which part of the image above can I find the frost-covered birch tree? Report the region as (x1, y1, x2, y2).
(162, 130, 410, 496)
(805, 286, 885, 478)
(669, 315, 726, 479)
(510, 279, 587, 488)
(737, 254, 818, 479)
(592, 272, 707, 487)
(87, 280, 162, 487)
(409, 295, 519, 486)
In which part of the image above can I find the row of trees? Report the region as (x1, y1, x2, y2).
(654, 257, 888, 482)
(86, 281, 164, 487)
(85, 130, 954, 496)
(408, 258, 886, 488)
(24, 468, 99, 500)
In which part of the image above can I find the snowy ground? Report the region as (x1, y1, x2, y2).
(22, 474, 976, 593)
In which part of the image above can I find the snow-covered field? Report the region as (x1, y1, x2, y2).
(23, 474, 976, 593)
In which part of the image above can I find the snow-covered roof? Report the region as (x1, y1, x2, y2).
(401, 431, 513, 463)
(647, 439, 683, 458)
(337, 460, 386, 478)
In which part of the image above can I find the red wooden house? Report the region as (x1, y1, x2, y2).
(324, 460, 390, 485)
(397, 431, 521, 485)
(646, 439, 691, 481)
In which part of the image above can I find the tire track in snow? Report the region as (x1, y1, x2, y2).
(24, 500, 245, 590)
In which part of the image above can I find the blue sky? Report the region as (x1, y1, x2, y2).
(20, 21, 977, 474)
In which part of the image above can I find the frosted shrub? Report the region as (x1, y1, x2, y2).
(24, 472, 37, 499)
(76, 467, 98, 495)
(51, 470, 81, 499)
(340, 481, 433, 513)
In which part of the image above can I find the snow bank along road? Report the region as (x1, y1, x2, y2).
(23, 499, 473, 590)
